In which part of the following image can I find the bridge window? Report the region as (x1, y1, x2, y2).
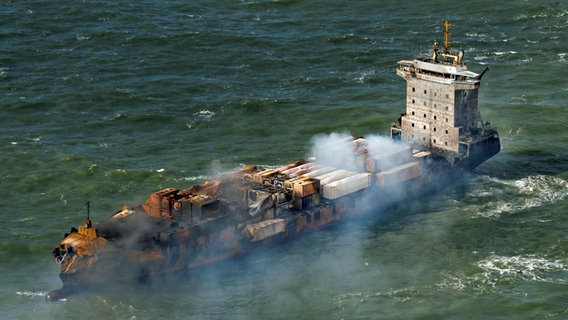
(445, 129, 448, 134)
(434, 115, 437, 120)
(423, 114, 426, 118)
(424, 90, 427, 94)
(412, 123, 415, 127)
(423, 125, 426, 130)
(412, 87, 415, 92)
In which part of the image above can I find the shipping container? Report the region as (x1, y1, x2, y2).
(252, 168, 280, 184)
(275, 159, 306, 172)
(352, 138, 368, 155)
(413, 150, 432, 160)
(281, 163, 311, 176)
(321, 172, 373, 200)
(314, 169, 357, 186)
(292, 178, 318, 197)
(242, 219, 286, 242)
(375, 161, 421, 186)
(304, 166, 335, 178)
(365, 146, 413, 173)
(293, 192, 320, 210)
(189, 194, 221, 220)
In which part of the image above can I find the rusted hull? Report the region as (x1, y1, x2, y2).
(48, 136, 493, 301)
(49, 169, 439, 301)
(48, 21, 501, 300)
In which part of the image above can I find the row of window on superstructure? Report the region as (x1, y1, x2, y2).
(410, 122, 450, 135)
(410, 110, 450, 123)
(411, 87, 451, 99)
(409, 134, 450, 146)
(410, 99, 452, 111)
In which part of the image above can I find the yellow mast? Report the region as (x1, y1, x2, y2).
(443, 20, 453, 51)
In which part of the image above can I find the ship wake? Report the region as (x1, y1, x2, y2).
(464, 174, 568, 218)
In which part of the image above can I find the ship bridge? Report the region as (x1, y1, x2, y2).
(391, 21, 500, 169)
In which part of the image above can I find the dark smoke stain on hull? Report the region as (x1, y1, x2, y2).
(47, 21, 500, 300)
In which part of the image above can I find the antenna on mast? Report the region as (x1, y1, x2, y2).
(85, 201, 92, 228)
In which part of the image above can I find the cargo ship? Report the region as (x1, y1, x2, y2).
(47, 21, 500, 300)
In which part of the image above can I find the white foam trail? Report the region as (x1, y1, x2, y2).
(438, 254, 567, 293)
(182, 175, 210, 182)
(16, 291, 46, 297)
(470, 175, 568, 218)
(477, 254, 567, 285)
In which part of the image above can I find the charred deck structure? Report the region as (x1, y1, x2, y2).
(48, 21, 500, 300)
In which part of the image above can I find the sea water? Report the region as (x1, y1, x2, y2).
(1, 1, 567, 319)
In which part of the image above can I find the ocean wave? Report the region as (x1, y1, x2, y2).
(194, 109, 216, 120)
(333, 286, 421, 307)
(495, 51, 518, 56)
(473, 55, 488, 62)
(465, 31, 484, 38)
(438, 254, 567, 293)
(186, 109, 216, 129)
(477, 254, 567, 285)
(0, 67, 8, 78)
(469, 175, 568, 218)
(16, 290, 46, 297)
(354, 69, 376, 84)
(514, 11, 567, 21)
(182, 175, 210, 182)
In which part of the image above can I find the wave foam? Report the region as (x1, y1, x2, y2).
(194, 109, 215, 120)
(477, 254, 567, 285)
(470, 175, 568, 218)
(438, 254, 567, 293)
(182, 175, 209, 182)
(16, 291, 46, 297)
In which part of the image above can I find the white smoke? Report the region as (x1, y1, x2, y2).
(310, 132, 360, 171)
(365, 135, 408, 157)
(309, 132, 411, 173)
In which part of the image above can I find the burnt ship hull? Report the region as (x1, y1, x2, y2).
(48, 151, 462, 300)
(48, 21, 500, 300)
(48, 162, 444, 298)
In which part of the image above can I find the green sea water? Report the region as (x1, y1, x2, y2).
(1, 1, 567, 319)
